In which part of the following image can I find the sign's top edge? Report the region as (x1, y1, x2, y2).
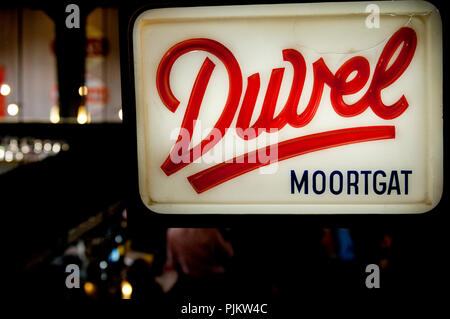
(132, 1, 438, 26)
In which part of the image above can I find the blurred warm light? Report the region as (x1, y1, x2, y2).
(0, 84, 11, 96)
(118, 108, 123, 120)
(43, 142, 52, 153)
(21, 144, 30, 154)
(50, 105, 60, 123)
(7, 103, 19, 116)
(34, 140, 43, 153)
(124, 257, 133, 266)
(77, 106, 88, 124)
(121, 281, 132, 299)
(5, 151, 13, 162)
(62, 143, 70, 151)
(52, 142, 61, 153)
(142, 253, 154, 265)
(9, 139, 18, 152)
(84, 282, 96, 296)
(78, 85, 88, 96)
(15, 152, 24, 161)
(0, 147, 5, 160)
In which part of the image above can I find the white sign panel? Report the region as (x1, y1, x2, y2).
(132, 1, 442, 214)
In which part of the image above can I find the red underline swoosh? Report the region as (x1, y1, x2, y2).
(187, 126, 395, 194)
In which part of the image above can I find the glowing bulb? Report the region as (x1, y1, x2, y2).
(77, 106, 88, 124)
(1, 84, 11, 96)
(50, 105, 60, 123)
(21, 144, 30, 154)
(78, 85, 88, 96)
(34, 140, 43, 153)
(121, 281, 132, 299)
(43, 142, 52, 153)
(9, 139, 18, 152)
(52, 142, 61, 153)
(5, 151, 13, 162)
(118, 108, 123, 120)
(7, 103, 19, 116)
(15, 152, 24, 161)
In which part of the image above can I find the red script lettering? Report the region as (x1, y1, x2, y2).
(156, 27, 417, 193)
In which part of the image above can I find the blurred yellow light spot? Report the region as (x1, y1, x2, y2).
(121, 281, 132, 299)
(7, 103, 19, 116)
(78, 85, 88, 96)
(84, 282, 96, 296)
(77, 106, 88, 124)
(142, 253, 154, 265)
(1, 84, 11, 96)
(62, 143, 70, 151)
(117, 245, 125, 256)
(50, 105, 60, 123)
(118, 108, 123, 120)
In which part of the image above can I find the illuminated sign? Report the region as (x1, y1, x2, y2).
(132, 1, 442, 214)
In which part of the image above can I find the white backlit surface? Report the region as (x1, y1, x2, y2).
(133, 1, 442, 214)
